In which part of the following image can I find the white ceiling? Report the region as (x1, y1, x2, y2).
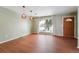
(2, 6, 77, 17)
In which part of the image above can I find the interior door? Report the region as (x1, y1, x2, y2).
(63, 16, 74, 38)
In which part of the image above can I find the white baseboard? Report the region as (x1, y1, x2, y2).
(77, 47, 79, 48)
(76, 36, 79, 48)
(0, 33, 31, 44)
(77, 46, 79, 48)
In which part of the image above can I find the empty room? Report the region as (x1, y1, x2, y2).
(0, 6, 79, 53)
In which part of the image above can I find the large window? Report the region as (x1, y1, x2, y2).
(38, 19, 53, 33)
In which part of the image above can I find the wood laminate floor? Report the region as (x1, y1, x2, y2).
(0, 34, 79, 53)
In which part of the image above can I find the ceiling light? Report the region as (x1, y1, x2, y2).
(21, 6, 27, 19)
(20, 6, 33, 20)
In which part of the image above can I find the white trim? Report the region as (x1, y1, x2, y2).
(77, 37, 79, 48)
(0, 33, 31, 44)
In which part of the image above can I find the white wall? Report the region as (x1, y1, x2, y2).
(77, 7, 79, 48)
(0, 7, 32, 42)
(52, 15, 63, 36)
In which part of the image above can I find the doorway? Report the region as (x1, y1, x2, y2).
(63, 16, 74, 38)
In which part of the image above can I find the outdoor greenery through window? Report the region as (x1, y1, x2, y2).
(38, 19, 54, 33)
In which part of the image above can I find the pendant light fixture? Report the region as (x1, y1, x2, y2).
(21, 6, 27, 19)
(21, 6, 34, 20)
